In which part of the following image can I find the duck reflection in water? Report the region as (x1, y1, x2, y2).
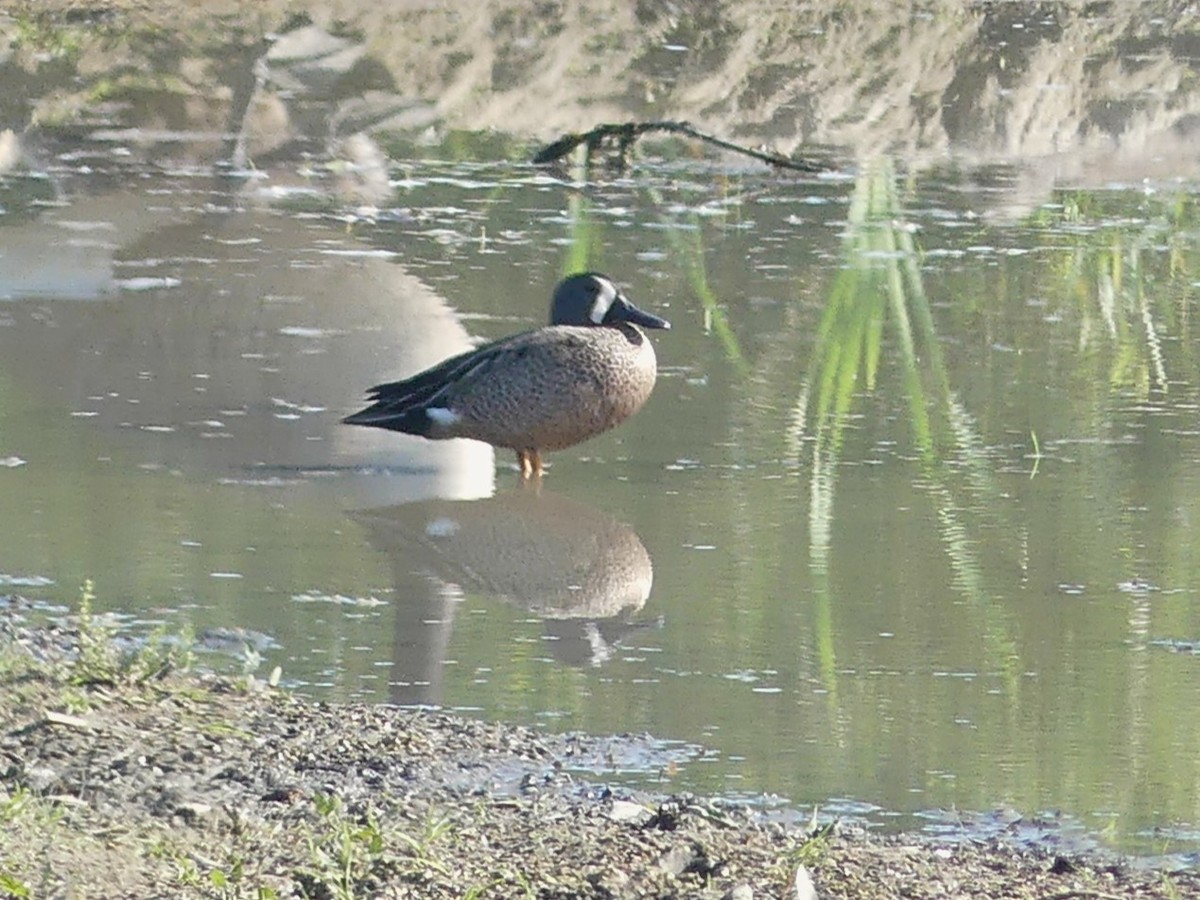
(353, 488, 658, 706)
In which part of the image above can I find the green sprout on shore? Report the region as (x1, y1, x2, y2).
(0, 869, 30, 898)
(11, 13, 84, 59)
(70, 579, 194, 688)
(299, 794, 457, 899)
(300, 794, 393, 900)
(0, 787, 65, 898)
(790, 817, 836, 868)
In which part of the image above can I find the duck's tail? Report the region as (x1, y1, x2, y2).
(342, 395, 438, 437)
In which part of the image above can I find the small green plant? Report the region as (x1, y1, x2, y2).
(461, 882, 498, 900)
(73, 578, 120, 683)
(0, 638, 35, 681)
(0, 786, 64, 830)
(207, 805, 280, 900)
(128, 621, 196, 684)
(70, 580, 194, 687)
(0, 868, 31, 898)
(509, 869, 536, 899)
(59, 685, 95, 714)
(147, 823, 278, 900)
(0, 787, 63, 897)
(11, 13, 84, 58)
(299, 794, 455, 899)
(0, 786, 34, 826)
(790, 818, 836, 869)
(301, 793, 389, 900)
(175, 855, 202, 888)
(208, 859, 277, 900)
(393, 813, 453, 864)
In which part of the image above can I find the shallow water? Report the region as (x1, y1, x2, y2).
(2, 1, 1200, 861)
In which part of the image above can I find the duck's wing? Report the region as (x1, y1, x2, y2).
(342, 330, 535, 430)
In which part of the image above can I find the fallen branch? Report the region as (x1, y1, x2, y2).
(532, 120, 826, 173)
(43, 710, 94, 729)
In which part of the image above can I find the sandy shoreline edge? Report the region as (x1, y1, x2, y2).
(1, 606, 1195, 899)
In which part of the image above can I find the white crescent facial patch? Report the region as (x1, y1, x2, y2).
(589, 276, 618, 324)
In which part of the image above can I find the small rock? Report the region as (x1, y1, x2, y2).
(1050, 856, 1075, 874)
(790, 864, 817, 900)
(609, 799, 651, 824)
(723, 884, 754, 900)
(262, 786, 304, 803)
(174, 801, 213, 822)
(649, 798, 685, 831)
(587, 869, 630, 893)
(21, 765, 58, 792)
(657, 843, 697, 876)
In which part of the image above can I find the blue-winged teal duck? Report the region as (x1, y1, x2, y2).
(343, 272, 670, 478)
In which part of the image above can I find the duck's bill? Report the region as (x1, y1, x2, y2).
(606, 294, 671, 330)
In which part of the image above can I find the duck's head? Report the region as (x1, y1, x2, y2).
(550, 272, 671, 331)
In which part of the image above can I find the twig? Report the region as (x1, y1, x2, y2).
(43, 710, 94, 729)
(532, 120, 827, 173)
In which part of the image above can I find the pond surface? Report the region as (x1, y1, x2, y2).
(1, 0, 1199, 862)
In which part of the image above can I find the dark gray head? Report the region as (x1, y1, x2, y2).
(550, 272, 671, 331)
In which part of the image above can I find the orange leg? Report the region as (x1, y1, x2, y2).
(517, 449, 544, 479)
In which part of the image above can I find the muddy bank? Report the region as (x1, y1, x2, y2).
(6, 0, 1200, 171)
(0, 611, 1195, 899)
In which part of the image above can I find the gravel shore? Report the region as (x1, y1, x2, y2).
(1, 605, 1195, 899)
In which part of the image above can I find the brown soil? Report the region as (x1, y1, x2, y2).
(0, 611, 1195, 899)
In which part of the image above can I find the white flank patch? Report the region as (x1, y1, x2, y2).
(426, 407, 461, 426)
(425, 517, 460, 538)
(115, 276, 181, 291)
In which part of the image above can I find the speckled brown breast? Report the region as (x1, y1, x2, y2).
(435, 323, 659, 451)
